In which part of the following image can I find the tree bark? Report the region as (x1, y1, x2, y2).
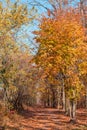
(65, 98, 70, 116)
(57, 87, 61, 110)
(69, 100, 76, 123)
(62, 85, 66, 111)
(86, 87, 87, 109)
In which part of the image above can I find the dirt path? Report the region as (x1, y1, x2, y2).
(5, 107, 87, 130)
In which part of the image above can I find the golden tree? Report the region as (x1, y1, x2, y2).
(0, 0, 34, 111)
(34, 10, 87, 121)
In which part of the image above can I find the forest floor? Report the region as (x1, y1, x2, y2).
(0, 106, 87, 130)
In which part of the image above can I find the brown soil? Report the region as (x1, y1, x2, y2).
(1, 107, 87, 130)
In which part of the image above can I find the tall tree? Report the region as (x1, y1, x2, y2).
(34, 10, 87, 122)
(0, 0, 34, 111)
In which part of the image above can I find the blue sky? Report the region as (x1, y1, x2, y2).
(14, 0, 51, 55)
(0, 0, 42, 54)
(16, 0, 81, 54)
(0, 0, 82, 54)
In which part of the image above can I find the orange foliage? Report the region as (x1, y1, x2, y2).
(34, 10, 87, 100)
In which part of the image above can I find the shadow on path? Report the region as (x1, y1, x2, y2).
(5, 107, 87, 130)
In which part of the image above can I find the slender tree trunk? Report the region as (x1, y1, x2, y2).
(69, 100, 76, 123)
(47, 93, 50, 107)
(62, 85, 66, 111)
(65, 98, 70, 116)
(52, 90, 56, 108)
(14, 97, 23, 112)
(3, 88, 8, 110)
(57, 87, 61, 110)
(86, 87, 87, 109)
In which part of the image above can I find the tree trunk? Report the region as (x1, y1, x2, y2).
(86, 87, 87, 109)
(57, 87, 61, 110)
(52, 89, 58, 108)
(69, 100, 76, 123)
(3, 88, 8, 111)
(52, 90, 56, 108)
(62, 85, 66, 111)
(65, 98, 70, 116)
(47, 90, 50, 107)
(14, 98, 23, 112)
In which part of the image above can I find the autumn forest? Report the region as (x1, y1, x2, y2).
(0, 0, 87, 130)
